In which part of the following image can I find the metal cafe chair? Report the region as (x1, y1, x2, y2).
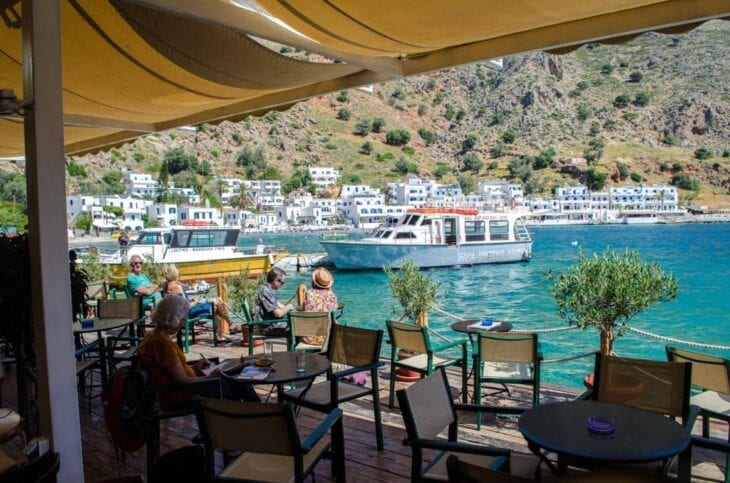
(195, 398, 345, 482)
(286, 310, 334, 354)
(281, 324, 385, 450)
(241, 299, 288, 356)
(397, 368, 535, 482)
(386, 320, 468, 408)
(473, 332, 542, 429)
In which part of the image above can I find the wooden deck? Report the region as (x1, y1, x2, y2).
(1, 330, 728, 482)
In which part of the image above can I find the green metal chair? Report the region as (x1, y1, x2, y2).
(386, 320, 468, 408)
(178, 302, 217, 353)
(473, 332, 542, 429)
(241, 299, 288, 356)
(286, 310, 334, 353)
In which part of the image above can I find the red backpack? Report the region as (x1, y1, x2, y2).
(102, 367, 151, 452)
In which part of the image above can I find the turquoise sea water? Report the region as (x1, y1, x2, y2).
(239, 223, 730, 389)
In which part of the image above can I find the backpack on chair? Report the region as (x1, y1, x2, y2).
(102, 366, 151, 453)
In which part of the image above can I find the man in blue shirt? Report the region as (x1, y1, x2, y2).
(126, 255, 160, 308)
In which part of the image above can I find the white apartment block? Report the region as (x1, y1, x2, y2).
(609, 185, 678, 211)
(308, 167, 340, 188)
(244, 179, 282, 197)
(387, 177, 436, 206)
(178, 206, 222, 226)
(276, 205, 302, 225)
(101, 196, 151, 230)
(340, 199, 408, 229)
(255, 212, 279, 230)
(340, 184, 381, 198)
(287, 189, 314, 207)
(311, 198, 338, 219)
(590, 192, 610, 211)
(146, 203, 178, 227)
(66, 195, 98, 222)
(555, 185, 591, 212)
(223, 208, 256, 228)
(126, 172, 160, 198)
(167, 184, 201, 205)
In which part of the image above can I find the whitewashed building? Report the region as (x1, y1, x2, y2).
(287, 189, 314, 207)
(167, 184, 201, 205)
(311, 198, 338, 220)
(223, 208, 256, 228)
(340, 184, 380, 198)
(126, 172, 160, 198)
(146, 203, 178, 227)
(276, 204, 303, 225)
(308, 167, 340, 189)
(555, 185, 591, 212)
(609, 185, 678, 211)
(66, 195, 98, 223)
(101, 195, 151, 231)
(178, 206, 222, 226)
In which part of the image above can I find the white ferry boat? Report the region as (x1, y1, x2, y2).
(101, 226, 286, 281)
(319, 208, 532, 270)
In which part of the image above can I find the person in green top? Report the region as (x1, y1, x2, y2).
(126, 255, 161, 307)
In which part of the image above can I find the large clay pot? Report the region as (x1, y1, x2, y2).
(395, 349, 421, 382)
(241, 327, 263, 347)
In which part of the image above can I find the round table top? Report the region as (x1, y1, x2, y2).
(72, 317, 134, 333)
(518, 401, 690, 464)
(0, 409, 22, 444)
(223, 351, 330, 385)
(450, 319, 513, 334)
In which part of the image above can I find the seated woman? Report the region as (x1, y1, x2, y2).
(138, 295, 258, 410)
(160, 264, 237, 342)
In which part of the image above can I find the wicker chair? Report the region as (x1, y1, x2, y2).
(473, 332, 541, 429)
(386, 320, 468, 408)
(196, 398, 345, 482)
(281, 324, 385, 450)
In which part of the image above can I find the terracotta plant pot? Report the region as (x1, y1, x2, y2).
(395, 349, 421, 382)
(241, 327, 264, 347)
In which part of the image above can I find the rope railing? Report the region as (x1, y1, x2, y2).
(541, 351, 596, 364)
(627, 327, 730, 351)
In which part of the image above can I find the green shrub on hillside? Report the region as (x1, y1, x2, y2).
(613, 94, 630, 109)
(67, 161, 87, 177)
(633, 92, 650, 107)
(417, 104, 428, 116)
(671, 162, 683, 173)
(462, 135, 478, 153)
(629, 72, 643, 83)
(490, 113, 504, 126)
(670, 174, 700, 191)
(533, 148, 556, 170)
(336, 108, 351, 121)
(371, 117, 386, 133)
(491, 141, 507, 158)
(601, 64, 614, 74)
(376, 152, 395, 162)
(386, 129, 411, 146)
(418, 128, 435, 145)
(722, 150, 729, 158)
(630, 172, 643, 183)
(590, 122, 601, 135)
(457, 173, 475, 194)
(694, 148, 712, 160)
(487, 161, 499, 170)
(353, 119, 371, 136)
(359, 141, 373, 155)
(444, 104, 455, 121)
(461, 152, 483, 173)
(455, 109, 466, 121)
(615, 161, 629, 180)
(662, 134, 676, 146)
(585, 167, 607, 191)
(501, 129, 517, 144)
(401, 147, 415, 156)
(433, 163, 450, 179)
(336, 91, 349, 103)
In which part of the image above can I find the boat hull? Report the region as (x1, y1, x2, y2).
(320, 240, 532, 270)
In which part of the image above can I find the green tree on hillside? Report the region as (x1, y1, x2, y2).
(585, 167, 607, 191)
(461, 134, 478, 153)
(461, 152, 483, 174)
(102, 171, 125, 194)
(501, 129, 517, 144)
(386, 129, 411, 146)
(359, 141, 373, 155)
(457, 173, 475, 194)
(613, 94, 630, 109)
(371, 117, 386, 133)
(418, 128, 435, 145)
(354, 119, 371, 136)
(164, 147, 199, 175)
(532, 148, 556, 170)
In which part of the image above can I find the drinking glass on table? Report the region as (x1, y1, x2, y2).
(263, 341, 273, 361)
(296, 348, 306, 372)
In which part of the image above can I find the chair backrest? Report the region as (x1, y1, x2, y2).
(666, 346, 730, 394)
(387, 320, 429, 353)
(593, 353, 691, 421)
(98, 297, 141, 319)
(446, 455, 526, 483)
(289, 311, 332, 338)
(477, 333, 538, 364)
(327, 324, 383, 368)
(240, 299, 255, 323)
(86, 281, 107, 300)
(196, 398, 299, 456)
(397, 368, 455, 440)
(1, 451, 60, 483)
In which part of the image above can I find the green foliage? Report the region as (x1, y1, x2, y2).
(385, 129, 411, 146)
(432, 93, 444, 106)
(491, 141, 506, 158)
(662, 134, 676, 146)
(548, 248, 678, 354)
(324, 143, 338, 150)
(723, 150, 729, 158)
(456, 173, 476, 195)
(487, 161, 499, 170)
(359, 141, 373, 155)
(132, 152, 145, 163)
(74, 212, 92, 233)
(0, 172, 27, 211)
(384, 260, 440, 324)
(336, 108, 351, 121)
(417, 104, 428, 116)
(163, 147, 199, 175)
(103, 205, 123, 217)
(633, 92, 650, 107)
(231, 133, 243, 145)
(613, 94, 630, 109)
(393, 157, 417, 174)
(401, 146, 415, 156)
(659, 162, 669, 172)
(102, 171, 125, 194)
(444, 104, 455, 121)
(601, 64, 614, 74)
(433, 163, 451, 179)
(584, 138, 605, 164)
(670, 174, 700, 191)
(623, 112, 638, 122)
(615, 161, 629, 180)
(371, 117, 386, 133)
(629, 71, 643, 83)
(603, 119, 617, 131)
(461, 134, 478, 153)
(391, 86, 406, 100)
(490, 113, 504, 126)
(532, 148, 555, 170)
(589, 122, 601, 136)
(585, 167, 607, 191)
(576, 105, 590, 121)
(425, 79, 436, 90)
(461, 152, 483, 173)
(508, 157, 533, 183)
(418, 128, 435, 145)
(501, 129, 516, 144)
(671, 162, 683, 173)
(576, 80, 589, 91)
(455, 109, 466, 121)
(80, 251, 111, 282)
(342, 174, 362, 184)
(376, 152, 395, 162)
(630, 172, 643, 183)
(336, 90, 349, 103)
(354, 119, 371, 136)
(694, 147, 712, 160)
(67, 161, 87, 177)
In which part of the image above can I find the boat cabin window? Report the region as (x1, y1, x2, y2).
(401, 215, 412, 225)
(173, 231, 190, 246)
(190, 230, 229, 247)
(465, 220, 486, 242)
(395, 232, 416, 239)
(137, 232, 161, 245)
(408, 215, 420, 226)
(489, 220, 510, 241)
(382, 230, 393, 239)
(420, 218, 431, 226)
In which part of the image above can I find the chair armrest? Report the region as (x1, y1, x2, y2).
(431, 337, 468, 352)
(75, 338, 102, 357)
(418, 438, 511, 458)
(574, 390, 592, 401)
(302, 408, 343, 452)
(453, 403, 526, 416)
(692, 434, 730, 453)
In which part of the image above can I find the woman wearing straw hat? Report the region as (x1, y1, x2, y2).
(302, 267, 338, 312)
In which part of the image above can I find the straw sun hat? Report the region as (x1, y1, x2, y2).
(312, 268, 333, 289)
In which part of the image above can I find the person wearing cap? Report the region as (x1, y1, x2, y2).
(302, 267, 338, 312)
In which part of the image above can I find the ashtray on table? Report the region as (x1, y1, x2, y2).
(587, 416, 615, 435)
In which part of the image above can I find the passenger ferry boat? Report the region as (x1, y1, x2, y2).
(101, 227, 286, 281)
(320, 208, 532, 269)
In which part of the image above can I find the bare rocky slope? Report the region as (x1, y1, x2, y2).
(68, 20, 729, 207)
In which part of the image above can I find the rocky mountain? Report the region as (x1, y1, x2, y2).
(66, 20, 729, 207)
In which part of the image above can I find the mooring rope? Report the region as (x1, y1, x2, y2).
(627, 326, 730, 351)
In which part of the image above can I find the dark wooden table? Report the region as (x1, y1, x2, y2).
(518, 401, 691, 480)
(73, 317, 137, 387)
(222, 351, 330, 400)
(450, 319, 513, 336)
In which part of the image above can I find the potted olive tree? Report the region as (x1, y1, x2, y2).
(385, 260, 440, 326)
(548, 248, 679, 356)
(225, 268, 265, 346)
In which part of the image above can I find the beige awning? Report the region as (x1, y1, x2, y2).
(0, 0, 727, 157)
